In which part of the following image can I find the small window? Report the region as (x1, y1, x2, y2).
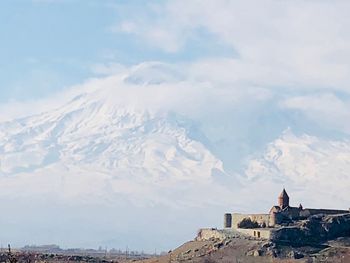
(257, 232, 261, 238)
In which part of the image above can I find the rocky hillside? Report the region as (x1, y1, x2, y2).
(140, 236, 350, 263)
(273, 213, 350, 246)
(141, 214, 350, 263)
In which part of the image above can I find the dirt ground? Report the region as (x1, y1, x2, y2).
(138, 237, 350, 263)
(3, 238, 350, 262)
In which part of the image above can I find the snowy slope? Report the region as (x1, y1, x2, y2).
(0, 65, 350, 250)
(245, 129, 350, 208)
(0, 66, 245, 251)
(0, 78, 238, 207)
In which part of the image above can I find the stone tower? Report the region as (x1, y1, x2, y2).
(224, 213, 232, 228)
(278, 188, 289, 209)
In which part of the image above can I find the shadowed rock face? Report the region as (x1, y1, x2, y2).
(323, 213, 350, 237)
(273, 213, 350, 245)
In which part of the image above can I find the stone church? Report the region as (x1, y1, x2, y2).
(197, 188, 350, 242)
(224, 188, 349, 230)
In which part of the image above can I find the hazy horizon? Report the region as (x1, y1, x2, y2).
(1, 0, 350, 253)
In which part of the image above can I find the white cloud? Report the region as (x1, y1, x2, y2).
(0, 61, 279, 179)
(118, 21, 137, 34)
(11, 1, 350, 136)
(117, 0, 350, 91)
(108, 0, 350, 138)
(0, 79, 97, 122)
(245, 129, 350, 208)
(281, 93, 350, 133)
(0, 56, 261, 130)
(90, 62, 127, 76)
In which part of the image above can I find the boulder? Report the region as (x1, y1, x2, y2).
(253, 250, 262, 257)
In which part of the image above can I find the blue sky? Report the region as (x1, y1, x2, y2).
(1, 0, 350, 140)
(0, 0, 133, 101)
(0, 0, 234, 102)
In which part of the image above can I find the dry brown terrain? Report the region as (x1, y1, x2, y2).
(2, 238, 350, 262)
(138, 237, 350, 263)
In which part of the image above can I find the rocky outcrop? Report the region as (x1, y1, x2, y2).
(273, 213, 350, 245)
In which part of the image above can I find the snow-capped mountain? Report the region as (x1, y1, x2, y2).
(0, 65, 349, 251)
(245, 129, 350, 209)
(0, 77, 239, 207)
(0, 70, 244, 251)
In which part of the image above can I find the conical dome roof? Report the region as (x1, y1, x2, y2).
(279, 188, 289, 199)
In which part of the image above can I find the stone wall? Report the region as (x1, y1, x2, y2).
(196, 229, 236, 241)
(301, 208, 349, 218)
(229, 213, 270, 229)
(197, 228, 274, 241)
(235, 228, 273, 240)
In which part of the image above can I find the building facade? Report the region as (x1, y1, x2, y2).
(225, 188, 349, 230)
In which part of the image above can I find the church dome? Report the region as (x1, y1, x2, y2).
(279, 188, 289, 199)
(278, 188, 290, 209)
